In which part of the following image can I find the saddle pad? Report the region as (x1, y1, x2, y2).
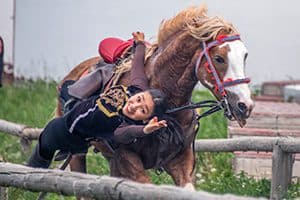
(98, 37, 134, 63)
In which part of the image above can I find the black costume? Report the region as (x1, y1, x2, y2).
(28, 42, 150, 168)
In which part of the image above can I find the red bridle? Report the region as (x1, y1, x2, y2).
(195, 35, 250, 97)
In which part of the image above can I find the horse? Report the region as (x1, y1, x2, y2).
(56, 5, 254, 190)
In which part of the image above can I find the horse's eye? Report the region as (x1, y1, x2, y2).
(214, 55, 225, 64)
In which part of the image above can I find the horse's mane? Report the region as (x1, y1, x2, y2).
(158, 5, 238, 44)
(116, 5, 238, 76)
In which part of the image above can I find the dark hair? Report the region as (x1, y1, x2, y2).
(146, 89, 167, 118)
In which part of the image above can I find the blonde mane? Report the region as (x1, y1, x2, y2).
(158, 5, 238, 44)
(116, 5, 238, 79)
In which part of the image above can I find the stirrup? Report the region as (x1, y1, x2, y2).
(54, 150, 70, 161)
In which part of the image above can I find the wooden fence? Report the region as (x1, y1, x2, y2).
(1, 119, 300, 199)
(0, 162, 264, 200)
(195, 137, 300, 199)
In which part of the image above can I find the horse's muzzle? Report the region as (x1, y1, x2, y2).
(237, 101, 254, 119)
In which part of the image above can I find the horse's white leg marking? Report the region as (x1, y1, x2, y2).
(183, 182, 196, 191)
(221, 41, 254, 108)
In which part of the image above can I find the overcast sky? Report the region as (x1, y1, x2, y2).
(1, 0, 300, 84)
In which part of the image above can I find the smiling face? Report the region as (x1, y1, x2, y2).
(197, 39, 254, 127)
(122, 91, 155, 121)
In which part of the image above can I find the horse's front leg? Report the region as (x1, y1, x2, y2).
(69, 154, 87, 173)
(109, 147, 151, 183)
(164, 146, 196, 190)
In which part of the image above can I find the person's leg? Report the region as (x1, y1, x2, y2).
(28, 118, 71, 168)
(27, 142, 51, 168)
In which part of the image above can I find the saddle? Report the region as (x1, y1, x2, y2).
(67, 37, 135, 100)
(98, 37, 134, 64)
(68, 62, 115, 99)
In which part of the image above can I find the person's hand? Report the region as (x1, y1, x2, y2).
(143, 117, 167, 134)
(132, 31, 145, 42)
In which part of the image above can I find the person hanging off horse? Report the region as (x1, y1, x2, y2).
(28, 31, 168, 168)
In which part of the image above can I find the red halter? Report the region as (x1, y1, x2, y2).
(195, 35, 250, 97)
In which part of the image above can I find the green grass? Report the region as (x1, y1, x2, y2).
(0, 81, 299, 199)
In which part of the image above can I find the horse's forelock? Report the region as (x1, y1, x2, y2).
(187, 16, 238, 42)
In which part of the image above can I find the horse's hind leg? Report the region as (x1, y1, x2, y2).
(164, 146, 196, 190)
(109, 148, 151, 183)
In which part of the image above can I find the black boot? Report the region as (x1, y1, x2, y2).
(27, 144, 51, 168)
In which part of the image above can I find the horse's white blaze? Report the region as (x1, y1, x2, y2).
(183, 183, 195, 191)
(221, 41, 253, 107)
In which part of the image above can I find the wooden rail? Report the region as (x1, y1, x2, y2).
(195, 137, 300, 199)
(1, 119, 299, 199)
(0, 162, 263, 200)
(195, 137, 300, 152)
(0, 119, 41, 140)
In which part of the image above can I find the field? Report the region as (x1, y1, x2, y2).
(0, 81, 299, 199)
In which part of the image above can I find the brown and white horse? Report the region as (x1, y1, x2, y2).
(56, 5, 254, 190)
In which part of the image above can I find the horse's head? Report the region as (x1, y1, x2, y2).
(195, 34, 254, 127)
(181, 6, 253, 127)
(153, 5, 254, 127)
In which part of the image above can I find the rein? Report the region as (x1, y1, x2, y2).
(166, 100, 222, 119)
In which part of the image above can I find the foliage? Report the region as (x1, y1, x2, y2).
(0, 82, 299, 199)
(196, 153, 271, 198)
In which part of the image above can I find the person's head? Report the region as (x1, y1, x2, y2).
(122, 89, 167, 121)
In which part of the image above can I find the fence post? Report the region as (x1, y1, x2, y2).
(0, 187, 8, 200)
(271, 143, 293, 200)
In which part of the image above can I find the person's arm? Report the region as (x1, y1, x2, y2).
(113, 123, 146, 144)
(113, 117, 167, 144)
(130, 32, 149, 91)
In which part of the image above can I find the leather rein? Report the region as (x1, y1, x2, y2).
(167, 35, 250, 120)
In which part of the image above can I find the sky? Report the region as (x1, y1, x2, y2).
(1, 0, 300, 84)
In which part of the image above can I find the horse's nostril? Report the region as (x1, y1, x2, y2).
(237, 102, 247, 114)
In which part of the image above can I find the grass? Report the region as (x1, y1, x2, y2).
(0, 81, 299, 199)
(193, 90, 300, 199)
